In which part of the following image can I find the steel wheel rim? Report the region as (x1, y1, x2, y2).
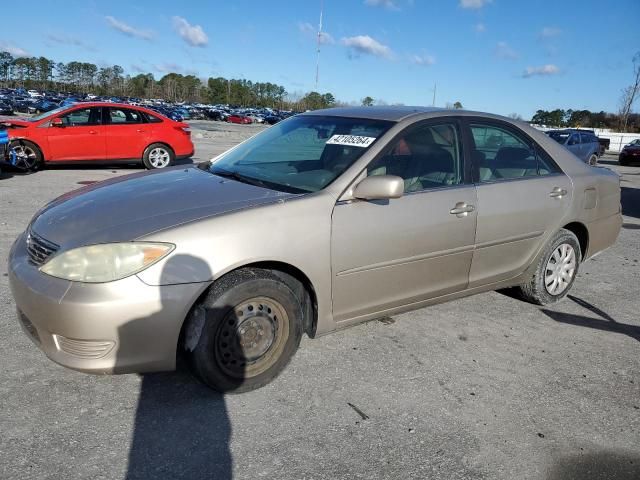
(148, 147, 170, 168)
(12, 145, 37, 170)
(544, 243, 577, 295)
(214, 296, 289, 379)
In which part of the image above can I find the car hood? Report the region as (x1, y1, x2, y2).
(2, 119, 32, 128)
(30, 166, 297, 249)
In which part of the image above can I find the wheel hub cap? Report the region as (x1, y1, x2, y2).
(544, 243, 576, 295)
(149, 148, 170, 168)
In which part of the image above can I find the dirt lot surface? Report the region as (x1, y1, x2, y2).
(1, 121, 638, 479)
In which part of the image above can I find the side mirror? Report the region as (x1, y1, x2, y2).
(50, 117, 64, 127)
(353, 175, 404, 201)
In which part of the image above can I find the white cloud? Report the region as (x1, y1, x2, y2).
(495, 41, 518, 60)
(105, 16, 154, 40)
(522, 64, 560, 78)
(474, 23, 486, 33)
(172, 16, 208, 47)
(153, 62, 198, 76)
(342, 35, 393, 59)
(46, 33, 96, 51)
(539, 26, 561, 38)
(364, 0, 400, 10)
(0, 42, 29, 57)
(130, 64, 147, 73)
(459, 0, 492, 9)
(298, 22, 335, 44)
(411, 53, 435, 66)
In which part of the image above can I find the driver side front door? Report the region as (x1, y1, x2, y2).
(330, 119, 477, 324)
(46, 107, 106, 161)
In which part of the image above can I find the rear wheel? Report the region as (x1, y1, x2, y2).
(588, 154, 598, 166)
(186, 268, 303, 393)
(143, 143, 174, 169)
(518, 229, 581, 305)
(9, 140, 42, 171)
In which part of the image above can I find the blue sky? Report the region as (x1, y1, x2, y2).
(0, 0, 638, 117)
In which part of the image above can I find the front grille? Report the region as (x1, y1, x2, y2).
(53, 335, 115, 359)
(26, 230, 59, 266)
(18, 310, 40, 344)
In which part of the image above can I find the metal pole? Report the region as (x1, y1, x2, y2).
(315, 0, 324, 91)
(432, 83, 436, 107)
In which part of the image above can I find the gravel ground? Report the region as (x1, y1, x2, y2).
(0, 122, 638, 480)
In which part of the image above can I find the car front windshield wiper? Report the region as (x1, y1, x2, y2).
(209, 166, 311, 194)
(209, 167, 270, 189)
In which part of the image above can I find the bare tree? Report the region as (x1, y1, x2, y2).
(618, 52, 640, 132)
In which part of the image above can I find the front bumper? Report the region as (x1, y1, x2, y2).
(8, 232, 210, 374)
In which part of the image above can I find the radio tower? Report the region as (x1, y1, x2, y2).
(315, 0, 324, 91)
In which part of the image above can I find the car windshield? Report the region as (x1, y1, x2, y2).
(547, 131, 570, 144)
(208, 115, 393, 193)
(29, 106, 68, 122)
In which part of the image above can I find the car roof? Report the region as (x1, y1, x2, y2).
(302, 105, 519, 123)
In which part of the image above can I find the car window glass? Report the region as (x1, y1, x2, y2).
(60, 108, 101, 126)
(108, 108, 143, 124)
(211, 115, 392, 193)
(144, 112, 163, 123)
(470, 123, 551, 181)
(567, 134, 579, 145)
(367, 122, 463, 193)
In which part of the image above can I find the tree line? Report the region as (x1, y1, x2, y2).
(530, 108, 639, 132)
(0, 51, 340, 110)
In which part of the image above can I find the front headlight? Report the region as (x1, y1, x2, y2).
(40, 242, 174, 283)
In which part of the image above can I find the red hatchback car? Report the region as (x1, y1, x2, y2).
(227, 114, 252, 124)
(5, 102, 194, 170)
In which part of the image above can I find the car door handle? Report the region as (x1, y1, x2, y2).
(549, 187, 568, 198)
(88, 130, 98, 135)
(450, 202, 475, 217)
(137, 129, 146, 133)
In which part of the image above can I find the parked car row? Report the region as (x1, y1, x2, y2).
(0, 87, 295, 126)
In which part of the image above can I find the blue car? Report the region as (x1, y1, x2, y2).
(545, 129, 600, 166)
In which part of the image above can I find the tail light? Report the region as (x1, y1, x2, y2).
(175, 126, 191, 135)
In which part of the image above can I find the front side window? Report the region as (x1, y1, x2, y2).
(209, 115, 392, 193)
(60, 107, 101, 126)
(367, 122, 463, 192)
(108, 108, 144, 124)
(471, 123, 554, 182)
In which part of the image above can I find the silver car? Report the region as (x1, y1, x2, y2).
(9, 107, 622, 392)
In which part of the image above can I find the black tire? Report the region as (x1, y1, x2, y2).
(619, 157, 629, 166)
(588, 154, 598, 166)
(9, 139, 43, 171)
(187, 268, 303, 393)
(142, 143, 174, 169)
(518, 229, 581, 305)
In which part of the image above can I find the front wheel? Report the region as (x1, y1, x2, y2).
(518, 229, 581, 305)
(143, 143, 174, 169)
(587, 154, 598, 166)
(186, 268, 303, 393)
(10, 140, 42, 171)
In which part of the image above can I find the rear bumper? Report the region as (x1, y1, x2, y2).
(8, 232, 209, 374)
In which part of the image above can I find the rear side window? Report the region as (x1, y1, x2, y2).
(580, 133, 596, 144)
(107, 108, 144, 124)
(470, 123, 556, 182)
(144, 112, 163, 123)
